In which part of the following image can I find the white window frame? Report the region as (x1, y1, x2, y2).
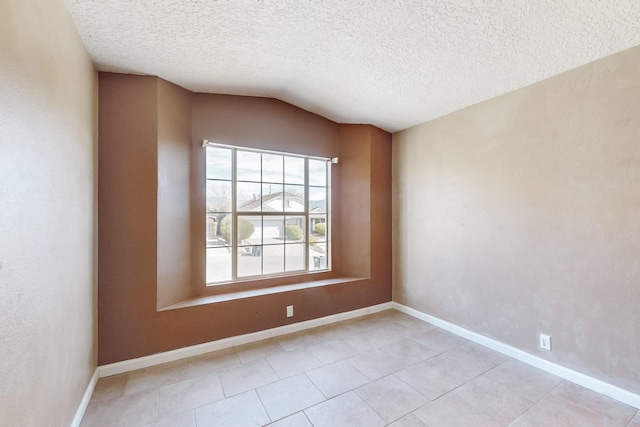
(205, 142, 331, 285)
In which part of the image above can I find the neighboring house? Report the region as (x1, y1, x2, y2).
(207, 191, 328, 268)
(237, 191, 327, 241)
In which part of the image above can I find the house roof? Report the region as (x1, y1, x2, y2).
(239, 191, 325, 214)
(65, 1, 640, 132)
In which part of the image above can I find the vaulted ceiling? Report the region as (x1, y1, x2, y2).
(65, 1, 640, 132)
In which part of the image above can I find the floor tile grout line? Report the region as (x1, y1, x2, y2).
(505, 378, 567, 426)
(351, 390, 388, 425)
(252, 387, 274, 425)
(97, 318, 344, 423)
(408, 356, 516, 424)
(190, 395, 232, 426)
(154, 391, 159, 425)
(405, 408, 428, 427)
(301, 390, 387, 426)
(556, 380, 639, 421)
(263, 354, 282, 381)
(304, 372, 375, 412)
(352, 378, 426, 426)
(509, 363, 566, 422)
(258, 322, 504, 413)
(301, 409, 315, 427)
(305, 366, 428, 423)
(166, 344, 449, 427)
(553, 381, 639, 426)
(393, 371, 436, 403)
(303, 370, 333, 401)
(156, 372, 228, 422)
(87, 311, 637, 427)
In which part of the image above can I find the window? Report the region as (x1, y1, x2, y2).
(205, 144, 330, 285)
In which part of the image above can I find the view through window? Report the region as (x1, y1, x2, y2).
(206, 144, 330, 285)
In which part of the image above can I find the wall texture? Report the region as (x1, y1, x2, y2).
(393, 45, 640, 394)
(0, 0, 98, 425)
(339, 126, 372, 278)
(157, 78, 194, 308)
(98, 77, 392, 364)
(191, 94, 343, 294)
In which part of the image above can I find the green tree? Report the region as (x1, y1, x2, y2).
(314, 222, 326, 235)
(285, 224, 303, 241)
(220, 216, 255, 242)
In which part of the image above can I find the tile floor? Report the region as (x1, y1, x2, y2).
(81, 310, 640, 427)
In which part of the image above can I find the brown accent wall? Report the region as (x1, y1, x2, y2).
(339, 126, 372, 277)
(393, 45, 640, 394)
(98, 76, 392, 364)
(0, 0, 98, 425)
(337, 125, 393, 290)
(370, 127, 393, 290)
(98, 74, 158, 364)
(191, 94, 343, 294)
(157, 79, 194, 308)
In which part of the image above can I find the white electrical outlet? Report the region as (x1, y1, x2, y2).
(539, 333, 551, 350)
(286, 305, 294, 318)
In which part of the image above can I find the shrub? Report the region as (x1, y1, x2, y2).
(310, 235, 318, 246)
(220, 216, 255, 242)
(285, 224, 303, 241)
(314, 222, 326, 235)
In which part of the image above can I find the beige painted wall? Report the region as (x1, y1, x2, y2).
(0, 0, 98, 425)
(393, 45, 640, 394)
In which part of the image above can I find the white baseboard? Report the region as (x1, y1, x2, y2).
(70, 368, 99, 427)
(392, 302, 640, 409)
(99, 302, 393, 378)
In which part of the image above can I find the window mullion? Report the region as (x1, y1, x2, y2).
(231, 148, 238, 281)
(326, 160, 331, 271)
(260, 153, 264, 276)
(205, 142, 330, 286)
(304, 158, 309, 272)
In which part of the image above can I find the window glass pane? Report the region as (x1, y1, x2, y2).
(238, 216, 260, 246)
(262, 184, 284, 212)
(263, 216, 284, 244)
(263, 244, 285, 275)
(237, 151, 261, 181)
(206, 247, 232, 283)
(207, 214, 230, 247)
(206, 147, 232, 180)
(238, 246, 262, 277)
(308, 186, 326, 214)
(284, 156, 304, 184)
(206, 180, 232, 212)
(309, 159, 326, 186)
(285, 216, 305, 243)
(237, 181, 261, 211)
(310, 242, 327, 271)
(285, 243, 306, 272)
(206, 144, 331, 285)
(262, 154, 283, 183)
(285, 185, 305, 212)
(310, 215, 327, 243)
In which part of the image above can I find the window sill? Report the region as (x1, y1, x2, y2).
(160, 276, 367, 311)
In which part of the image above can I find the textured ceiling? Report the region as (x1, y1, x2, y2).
(65, 0, 640, 132)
